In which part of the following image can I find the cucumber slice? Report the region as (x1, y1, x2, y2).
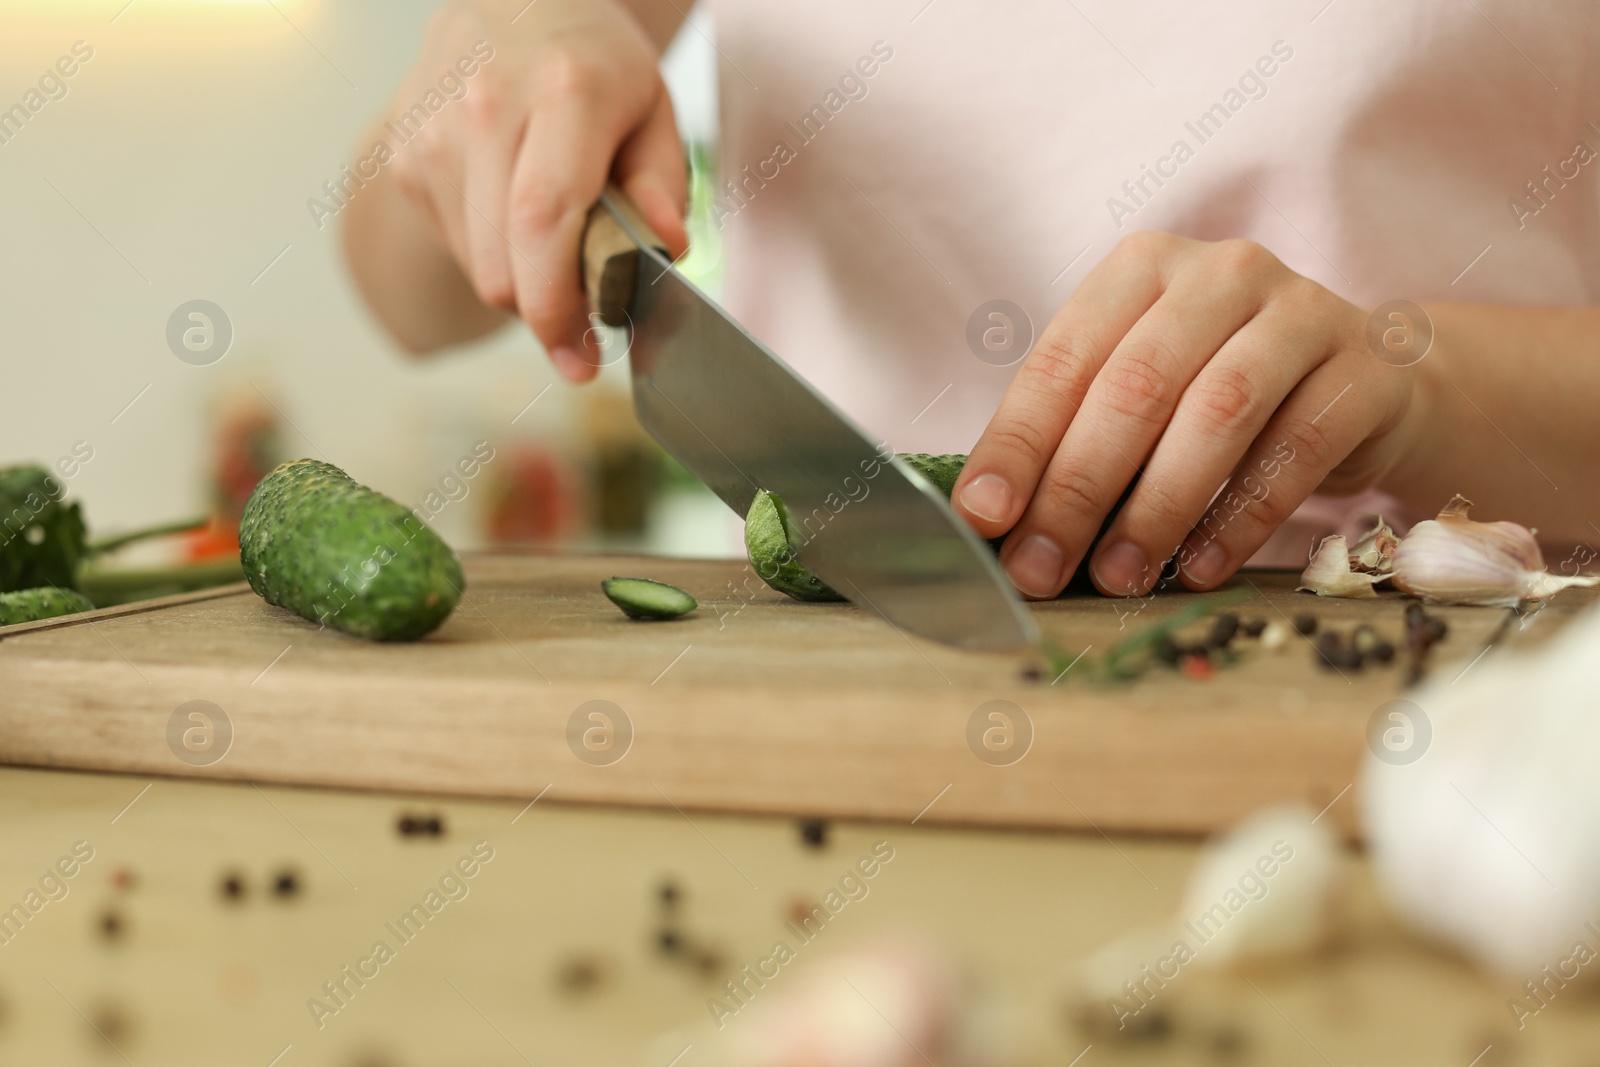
(601, 577, 697, 620)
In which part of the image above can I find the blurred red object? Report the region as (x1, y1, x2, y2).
(186, 393, 284, 561)
(485, 444, 577, 544)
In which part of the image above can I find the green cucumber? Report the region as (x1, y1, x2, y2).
(0, 586, 93, 626)
(745, 454, 972, 602)
(601, 577, 697, 620)
(239, 459, 463, 641)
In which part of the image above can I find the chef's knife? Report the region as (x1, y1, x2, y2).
(581, 186, 1038, 651)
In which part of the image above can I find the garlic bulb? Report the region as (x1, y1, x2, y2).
(1298, 534, 1385, 598)
(1391, 496, 1598, 607)
(1362, 599, 1600, 976)
(1348, 516, 1398, 574)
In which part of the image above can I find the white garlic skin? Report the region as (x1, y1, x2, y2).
(1298, 534, 1383, 598)
(1181, 806, 1342, 967)
(1362, 600, 1600, 976)
(727, 941, 959, 1067)
(1390, 496, 1598, 607)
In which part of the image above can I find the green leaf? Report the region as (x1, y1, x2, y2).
(0, 465, 88, 594)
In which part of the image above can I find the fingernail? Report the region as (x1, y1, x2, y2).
(959, 473, 1013, 524)
(1183, 540, 1228, 587)
(551, 346, 588, 381)
(1007, 534, 1064, 598)
(1094, 540, 1149, 596)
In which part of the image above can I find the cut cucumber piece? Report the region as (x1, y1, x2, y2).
(601, 577, 697, 620)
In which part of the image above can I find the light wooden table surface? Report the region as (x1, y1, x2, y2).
(0, 765, 1595, 1067)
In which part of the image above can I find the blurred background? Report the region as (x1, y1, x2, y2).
(0, 0, 734, 586)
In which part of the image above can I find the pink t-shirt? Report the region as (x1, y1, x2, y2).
(704, 0, 1599, 563)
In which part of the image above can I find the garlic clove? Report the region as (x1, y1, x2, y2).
(1348, 515, 1399, 575)
(1298, 534, 1385, 598)
(1391, 496, 1600, 607)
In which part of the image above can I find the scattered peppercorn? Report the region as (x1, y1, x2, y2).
(657, 928, 682, 955)
(1370, 640, 1396, 664)
(98, 910, 124, 942)
(556, 955, 606, 994)
(1018, 663, 1042, 682)
(272, 869, 300, 898)
(1206, 613, 1240, 649)
(1314, 632, 1362, 671)
(798, 817, 828, 849)
(396, 812, 445, 837)
(1293, 613, 1318, 636)
(692, 947, 724, 978)
(109, 867, 135, 891)
(89, 1005, 128, 1045)
(220, 871, 246, 902)
(657, 879, 680, 909)
(1240, 617, 1267, 638)
(1153, 633, 1182, 666)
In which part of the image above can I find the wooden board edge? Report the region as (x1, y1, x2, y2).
(0, 581, 253, 638)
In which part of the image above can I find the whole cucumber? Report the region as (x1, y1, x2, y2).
(0, 586, 92, 626)
(239, 459, 463, 641)
(745, 454, 972, 602)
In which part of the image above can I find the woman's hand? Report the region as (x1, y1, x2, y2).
(952, 232, 1418, 599)
(350, 0, 688, 378)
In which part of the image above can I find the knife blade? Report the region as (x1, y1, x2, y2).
(581, 187, 1038, 651)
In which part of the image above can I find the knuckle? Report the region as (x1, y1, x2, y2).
(1126, 476, 1192, 540)
(1188, 365, 1259, 436)
(462, 83, 504, 128)
(1099, 345, 1174, 423)
(1023, 331, 1095, 396)
(1278, 418, 1336, 473)
(1115, 229, 1174, 259)
(1038, 467, 1105, 523)
(982, 422, 1054, 471)
(1277, 275, 1337, 321)
(1211, 237, 1273, 276)
(508, 185, 575, 238)
(533, 49, 605, 102)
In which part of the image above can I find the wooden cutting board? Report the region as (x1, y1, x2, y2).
(1, 553, 1584, 839)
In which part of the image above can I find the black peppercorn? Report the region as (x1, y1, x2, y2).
(272, 869, 300, 898)
(1206, 613, 1240, 649)
(1293, 613, 1318, 636)
(798, 818, 828, 849)
(1240, 617, 1267, 638)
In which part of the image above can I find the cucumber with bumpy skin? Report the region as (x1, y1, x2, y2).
(745, 454, 973, 602)
(0, 586, 92, 625)
(239, 459, 463, 641)
(601, 577, 697, 620)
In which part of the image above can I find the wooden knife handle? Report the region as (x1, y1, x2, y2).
(582, 184, 669, 327)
